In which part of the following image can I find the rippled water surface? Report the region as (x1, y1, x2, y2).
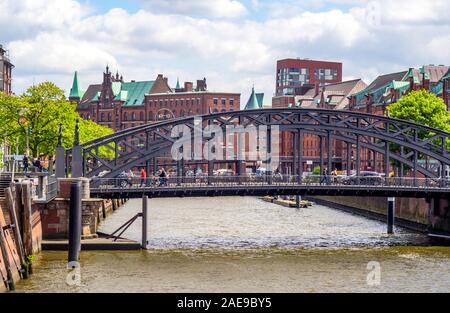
(14, 197, 450, 293)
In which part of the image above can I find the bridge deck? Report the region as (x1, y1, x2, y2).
(90, 179, 450, 199)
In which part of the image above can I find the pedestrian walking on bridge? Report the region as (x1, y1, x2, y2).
(140, 168, 147, 187)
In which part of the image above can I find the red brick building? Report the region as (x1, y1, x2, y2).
(70, 67, 240, 131)
(275, 58, 342, 97)
(0, 44, 13, 95)
(347, 65, 450, 174)
(275, 79, 367, 173)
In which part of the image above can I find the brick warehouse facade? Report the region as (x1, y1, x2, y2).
(0, 44, 13, 95)
(70, 67, 240, 131)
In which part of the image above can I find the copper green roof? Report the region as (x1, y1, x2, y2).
(406, 69, 420, 84)
(244, 87, 263, 110)
(256, 93, 264, 107)
(119, 81, 154, 106)
(387, 80, 410, 91)
(69, 71, 84, 99)
(112, 81, 122, 96)
(176, 78, 181, 89)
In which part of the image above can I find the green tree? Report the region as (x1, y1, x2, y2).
(388, 89, 450, 133)
(387, 90, 450, 172)
(0, 82, 113, 157)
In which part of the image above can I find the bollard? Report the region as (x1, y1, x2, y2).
(296, 195, 301, 209)
(142, 196, 148, 250)
(387, 197, 395, 234)
(68, 182, 82, 263)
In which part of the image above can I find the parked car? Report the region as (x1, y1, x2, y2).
(117, 171, 134, 188)
(342, 171, 383, 185)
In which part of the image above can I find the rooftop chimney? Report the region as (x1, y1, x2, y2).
(184, 82, 193, 92)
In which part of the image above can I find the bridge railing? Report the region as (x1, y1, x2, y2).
(90, 175, 450, 190)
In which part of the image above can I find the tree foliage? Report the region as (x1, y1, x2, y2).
(0, 82, 113, 157)
(388, 89, 450, 133)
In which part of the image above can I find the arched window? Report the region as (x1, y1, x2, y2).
(101, 113, 105, 122)
(108, 113, 112, 121)
(132, 112, 136, 121)
(124, 112, 128, 121)
(180, 110, 185, 117)
(140, 112, 144, 121)
(148, 112, 154, 121)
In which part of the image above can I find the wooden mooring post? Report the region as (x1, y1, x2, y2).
(142, 196, 148, 250)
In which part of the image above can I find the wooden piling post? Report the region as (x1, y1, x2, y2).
(0, 226, 15, 290)
(5, 187, 27, 278)
(21, 182, 33, 257)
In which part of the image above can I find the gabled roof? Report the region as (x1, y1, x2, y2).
(361, 71, 408, 95)
(298, 79, 367, 110)
(78, 84, 101, 110)
(422, 65, 449, 83)
(353, 71, 407, 106)
(407, 65, 449, 85)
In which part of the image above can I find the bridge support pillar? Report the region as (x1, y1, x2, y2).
(387, 197, 395, 234)
(142, 196, 148, 250)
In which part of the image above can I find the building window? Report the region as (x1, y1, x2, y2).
(108, 113, 112, 122)
(221, 99, 226, 106)
(140, 112, 144, 121)
(148, 112, 154, 121)
(230, 99, 234, 107)
(100, 113, 105, 122)
(213, 98, 218, 105)
(132, 112, 136, 121)
(124, 112, 128, 121)
(314, 68, 338, 81)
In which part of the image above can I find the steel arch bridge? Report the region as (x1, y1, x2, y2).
(65, 108, 450, 199)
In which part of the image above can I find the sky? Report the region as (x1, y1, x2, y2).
(1, 0, 449, 106)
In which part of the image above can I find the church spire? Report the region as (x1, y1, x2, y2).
(69, 71, 82, 99)
(176, 77, 181, 89)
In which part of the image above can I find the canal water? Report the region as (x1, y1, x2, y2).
(14, 197, 450, 292)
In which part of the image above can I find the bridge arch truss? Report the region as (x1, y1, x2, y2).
(66, 108, 450, 181)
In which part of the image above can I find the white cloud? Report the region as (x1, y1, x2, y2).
(0, 0, 88, 41)
(2, 0, 449, 106)
(140, 0, 248, 18)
